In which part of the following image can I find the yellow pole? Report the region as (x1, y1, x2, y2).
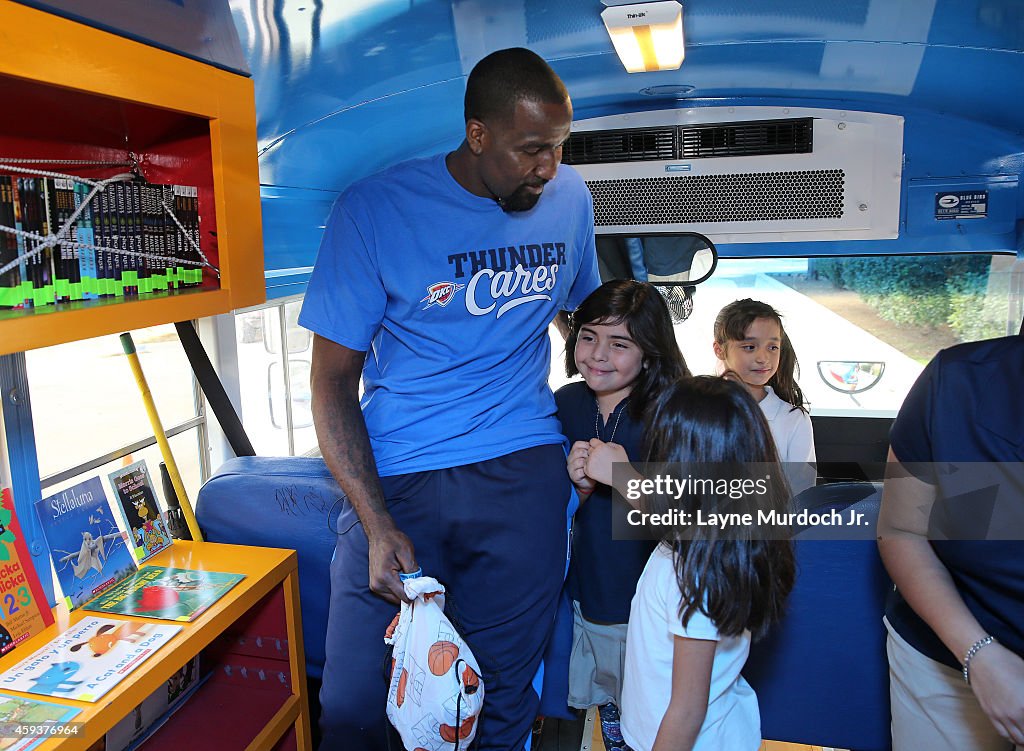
(120, 332, 204, 542)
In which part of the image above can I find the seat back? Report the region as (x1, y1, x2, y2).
(743, 482, 891, 751)
(195, 456, 341, 680)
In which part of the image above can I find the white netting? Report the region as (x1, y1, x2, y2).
(0, 161, 217, 279)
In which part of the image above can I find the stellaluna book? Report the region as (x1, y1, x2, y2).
(34, 478, 136, 610)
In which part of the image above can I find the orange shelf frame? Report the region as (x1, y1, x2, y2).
(0, 0, 265, 354)
(0, 541, 311, 751)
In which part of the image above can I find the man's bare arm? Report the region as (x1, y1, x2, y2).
(311, 335, 416, 603)
(553, 310, 571, 339)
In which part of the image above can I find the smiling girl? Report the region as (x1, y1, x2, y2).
(556, 280, 689, 751)
(712, 298, 814, 465)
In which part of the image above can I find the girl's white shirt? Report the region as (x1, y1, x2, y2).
(621, 544, 761, 751)
(759, 385, 815, 464)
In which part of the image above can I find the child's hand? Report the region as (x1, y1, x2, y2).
(568, 441, 597, 498)
(586, 439, 629, 487)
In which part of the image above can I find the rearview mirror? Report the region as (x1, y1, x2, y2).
(595, 232, 717, 286)
(817, 361, 886, 395)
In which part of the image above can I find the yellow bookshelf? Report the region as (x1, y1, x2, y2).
(0, 541, 311, 750)
(0, 0, 265, 354)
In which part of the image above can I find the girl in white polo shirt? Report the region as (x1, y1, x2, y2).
(618, 376, 796, 751)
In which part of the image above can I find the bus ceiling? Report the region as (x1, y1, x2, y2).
(50, 2, 1024, 278)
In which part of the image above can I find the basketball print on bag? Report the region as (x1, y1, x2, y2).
(396, 668, 408, 707)
(384, 575, 485, 750)
(439, 715, 476, 743)
(428, 640, 460, 676)
(460, 661, 480, 695)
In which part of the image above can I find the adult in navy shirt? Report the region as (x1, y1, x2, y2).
(878, 335, 1024, 751)
(299, 48, 599, 751)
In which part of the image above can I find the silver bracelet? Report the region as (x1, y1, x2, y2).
(963, 635, 998, 685)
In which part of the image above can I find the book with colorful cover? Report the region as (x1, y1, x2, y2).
(0, 616, 180, 702)
(81, 566, 244, 622)
(0, 693, 81, 751)
(33, 478, 136, 610)
(106, 461, 172, 563)
(0, 489, 53, 657)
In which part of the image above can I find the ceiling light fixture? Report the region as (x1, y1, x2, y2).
(601, 0, 684, 74)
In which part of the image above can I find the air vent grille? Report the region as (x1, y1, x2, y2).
(586, 170, 845, 225)
(680, 119, 813, 158)
(562, 127, 676, 164)
(564, 118, 814, 164)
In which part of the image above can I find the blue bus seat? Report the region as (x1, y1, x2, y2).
(195, 456, 341, 680)
(743, 483, 891, 751)
(794, 480, 884, 516)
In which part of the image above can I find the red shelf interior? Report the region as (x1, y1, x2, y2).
(137, 677, 291, 749)
(0, 72, 220, 290)
(138, 586, 297, 749)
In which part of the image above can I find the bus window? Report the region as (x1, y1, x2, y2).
(234, 298, 316, 457)
(550, 253, 1023, 418)
(25, 325, 205, 500)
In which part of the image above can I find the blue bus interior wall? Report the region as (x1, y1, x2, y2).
(228, 0, 1024, 296)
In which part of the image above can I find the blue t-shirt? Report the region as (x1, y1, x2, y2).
(299, 154, 600, 476)
(887, 336, 1024, 668)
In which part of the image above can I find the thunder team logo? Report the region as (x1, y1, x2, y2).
(421, 281, 466, 309)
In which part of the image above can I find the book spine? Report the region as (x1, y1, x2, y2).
(189, 186, 201, 286)
(95, 187, 109, 296)
(110, 184, 123, 298)
(132, 183, 148, 296)
(10, 177, 30, 307)
(0, 175, 21, 308)
(56, 178, 82, 301)
(73, 182, 98, 300)
(165, 185, 182, 287)
(150, 184, 167, 292)
(116, 182, 133, 297)
(166, 185, 177, 290)
(44, 177, 69, 304)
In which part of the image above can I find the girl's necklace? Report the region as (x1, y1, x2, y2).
(595, 397, 628, 443)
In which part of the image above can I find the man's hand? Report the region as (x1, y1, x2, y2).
(367, 521, 418, 604)
(312, 336, 419, 604)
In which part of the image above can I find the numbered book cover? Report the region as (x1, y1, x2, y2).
(0, 489, 54, 657)
(0, 617, 180, 703)
(0, 693, 81, 751)
(81, 566, 245, 622)
(33, 478, 137, 610)
(106, 460, 172, 563)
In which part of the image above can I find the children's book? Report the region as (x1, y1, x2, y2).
(34, 478, 137, 610)
(0, 693, 81, 751)
(81, 566, 245, 622)
(0, 617, 180, 702)
(106, 461, 173, 562)
(0, 489, 54, 656)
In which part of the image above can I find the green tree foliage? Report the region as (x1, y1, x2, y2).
(811, 255, 1003, 340)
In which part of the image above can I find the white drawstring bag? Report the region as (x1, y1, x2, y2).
(384, 575, 485, 750)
